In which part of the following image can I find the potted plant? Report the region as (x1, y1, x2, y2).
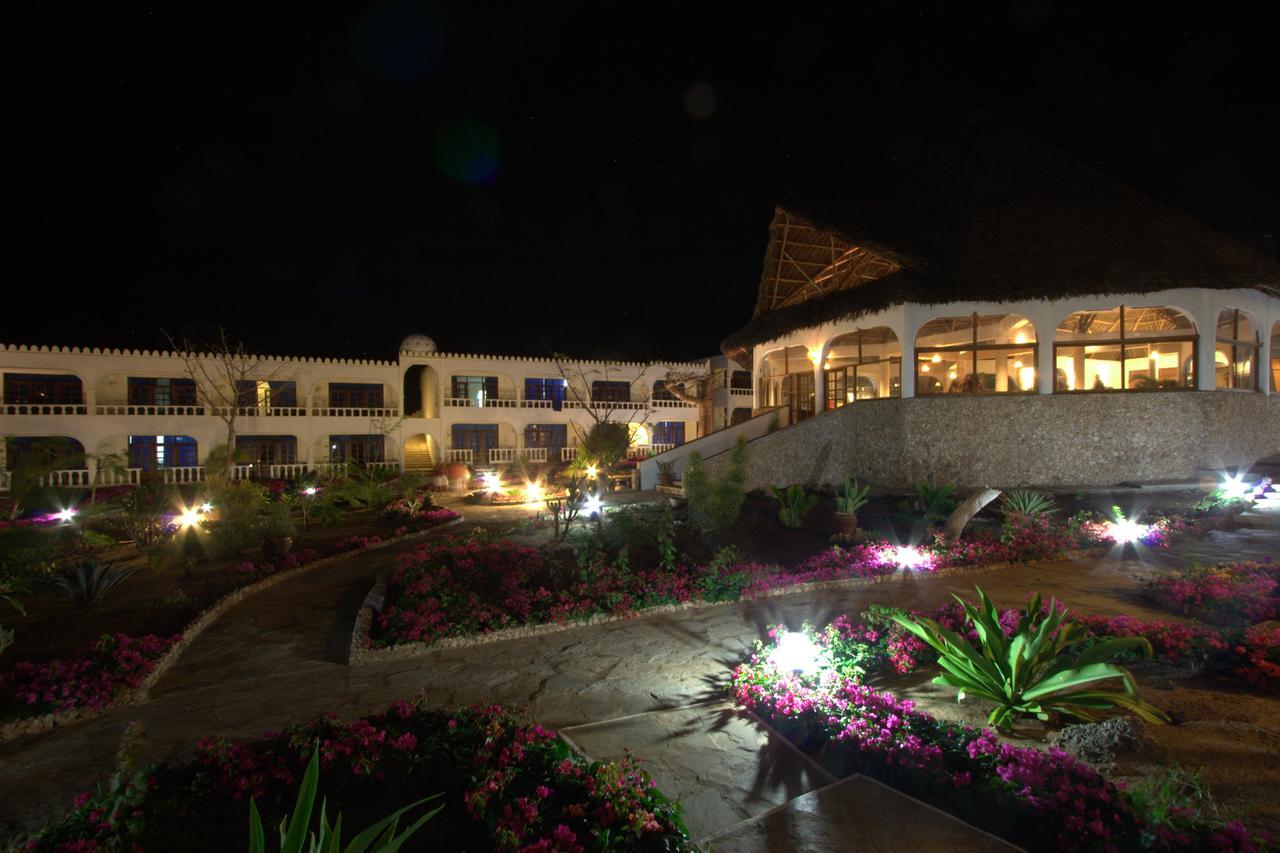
(657, 460, 676, 487)
(833, 476, 870, 537)
(258, 501, 298, 558)
(441, 462, 470, 486)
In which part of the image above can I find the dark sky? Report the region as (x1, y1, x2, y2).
(3, 2, 1277, 362)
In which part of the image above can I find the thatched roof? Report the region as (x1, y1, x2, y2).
(723, 115, 1280, 365)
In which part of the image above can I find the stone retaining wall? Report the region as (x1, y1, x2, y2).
(701, 391, 1280, 490)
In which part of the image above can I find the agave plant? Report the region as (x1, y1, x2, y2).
(51, 560, 138, 610)
(1000, 488, 1056, 517)
(771, 485, 819, 529)
(891, 586, 1171, 729)
(834, 477, 871, 515)
(249, 746, 440, 853)
(911, 480, 957, 527)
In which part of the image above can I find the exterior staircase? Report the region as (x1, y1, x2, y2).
(403, 436, 436, 474)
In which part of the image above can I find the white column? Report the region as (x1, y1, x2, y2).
(899, 309, 917, 398)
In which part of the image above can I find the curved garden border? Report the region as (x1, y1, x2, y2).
(0, 515, 464, 745)
(348, 546, 1110, 664)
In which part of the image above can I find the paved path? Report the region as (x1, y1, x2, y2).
(1, 500, 1277, 843)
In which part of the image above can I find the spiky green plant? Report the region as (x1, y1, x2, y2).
(771, 485, 819, 529)
(911, 480, 957, 526)
(891, 586, 1171, 729)
(1000, 489, 1056, 517)
(51, 560, 138, 610)
(248, 746, 439, 853)
(834, 477, 871, 514)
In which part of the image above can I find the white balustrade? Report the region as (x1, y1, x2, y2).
(309, 462, 346, 477)
(38, 468, 92, 487)
(444, 448, 474, 464)
(234, 406, 306, 417)
(730, 387, 752, 397)
(650, 443, 676, 455)
(488, 447, 517, 464)
(365, 460, 401, 474)
(270, 463, 310, 480)
(159, 466, 205, 484)
(561, 446, 578, 461)
(95, 404, 207, 416)
(651, 399, 696, 408)
(522, 447, 549, 462)
(309, 407, 400, 418)
(443, 397, 519, 408)
(231, 465, 256, 481)
(3, 403, 88, 415)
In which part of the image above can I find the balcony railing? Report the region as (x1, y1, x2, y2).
(489, 447, 517, 464)
(158, 466, 205, 484)
(231, 406, 307, 417)
(650, 399, 696, 409)
(3, 403, 89, 415)
(561, 446, 578, 461)
(730, 387, 752, 397)
(309, 406, 400, 418)
(443, 448, 473, 464)
(523, 447, 548, 462)
(95, 404, 207, 416)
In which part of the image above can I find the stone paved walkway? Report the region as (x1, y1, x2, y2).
(2, 497, 1277, 846)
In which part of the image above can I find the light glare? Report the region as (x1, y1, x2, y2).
(54, 508, 77, 523)
(583, 493, 602, 516)
(1106, 518, 1149, 545)
(482, 472, 502, 493)
(891, 545, 932, 570)
(1221, 475, 1250, 501)
(769, 631, 822, 676)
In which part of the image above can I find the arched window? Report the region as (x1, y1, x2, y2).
(914, 313, 1036, 395)
(1054, 306, 1196, 392)
(1216, 308, 1258, 391)
(758, 346, 815, 421)
(823, 327, 901, 409)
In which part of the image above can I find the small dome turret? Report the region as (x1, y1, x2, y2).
(400, 334, 437, 354)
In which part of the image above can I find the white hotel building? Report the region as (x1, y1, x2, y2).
(0, 334, 753, 489)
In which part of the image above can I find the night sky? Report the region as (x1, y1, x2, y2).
(4, 3, 1277, 363)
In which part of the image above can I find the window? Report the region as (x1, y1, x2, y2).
(757, 346, 815, 421)
(524, 378, 566, 409)
(451, 424, 498, 457)
(651, 380, 677, 401)
(823, 327, 901, 409)
(128, 377, 197, 406)
(524, 424, 567, 452)
(452, 375, 498, 404)
(128, 435, 197, 470)
(591, 380, 631, 402)
(1216, 308, 1258, 391)
(730, 370, 753, 390)
(1054, 306, 1196, 392)
(3, 374, 83, 405)
(329, 434, 385, 464)
(235, 435, 298, 466)
(652, 421, 686, 446)
(916, 314, 1036, 395)
(328, 383, 384, 408)
(5, 437, 86, 471)
(236, 380, 298, 408)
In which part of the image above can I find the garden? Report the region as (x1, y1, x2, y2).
(0, 464, 459, 727)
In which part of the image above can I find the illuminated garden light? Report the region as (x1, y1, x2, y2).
(199, 502, 214, 513)
(525, 481, 545, 502)
(178, 508, 202, 529)
(302, 486, 318, 497)
(585, 464, 598, 481)
(583, 492, 602, 516)
(1106, 518, 1149, 545)
(890, 545, 932, 570)
(769, 631, 822, 676)
(482, 472, 502, 493)
(1220, 474, 1250, 501)
(54, 508, 77, 523)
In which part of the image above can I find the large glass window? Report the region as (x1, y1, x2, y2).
(328, 383, 384, 408)
(236, 380, 298, 408)
(451, 424, 498, 458)
(730, 370, 752, 390)
(523, 424, 567, 453)
(915, 314, 1036, 395)
(329, 434, 385, 464)
(3, 374, 83, 405)
(1216, 308, 1258, 391)
(5, 437, 86, 470)
(128, 377, 197, 406)
(524, 378, 566, 408)
(235, 435, 298, 465)
(1054, 306, 1196, 392)
(128, 435, 197, 469)
(757, 346, 816, 421)
(452, 375, 498, 404)
(823, 327, 901, 409)
(591, 380, 632, 402)
(652, 421, 686, 446)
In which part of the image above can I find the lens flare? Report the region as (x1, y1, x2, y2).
(769, 631, 822, 675)
(54, 508, 77, 523)
(482, 472, 502, 493)
(1106, 518, 1149, 545)
(890, 545, 932, 570)
(1221, 474, 1250, 500)
(583, 493, 602, 516)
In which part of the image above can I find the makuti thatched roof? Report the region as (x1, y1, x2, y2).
(722, 115, 1280, 365)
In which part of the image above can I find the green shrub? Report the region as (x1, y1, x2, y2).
(771, 485, 818, 529)
(248, 746, 439, 853)
(581, 421, 631, 470)
(834, 477, 871, 514)
(891, 586, 1171, 729)
(683, 436, 747, 532)
(257, 502, 298, 541)
(1000, 489, 1056, 518)
(898, 480, 957, 527)
(52, 560, 138, 610)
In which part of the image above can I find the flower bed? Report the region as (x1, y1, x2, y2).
(1142, 560, 1280, 626)
(731, 633, 1267, 851)
(27, 700, 691, 852)
(0, 633, 180, 719)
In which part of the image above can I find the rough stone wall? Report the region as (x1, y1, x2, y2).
(700, 392, 1280, 490)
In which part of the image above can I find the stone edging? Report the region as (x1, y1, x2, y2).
(347, 547, 1110, 665)
(0, 516, 464, 745)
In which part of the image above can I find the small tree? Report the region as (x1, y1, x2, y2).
(684, 435, 747, 532)
(3, 437, 71, 520)
(85, 443, 129, 507)
(552, 354, 651, 468)
(163, 328, 297, 480)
